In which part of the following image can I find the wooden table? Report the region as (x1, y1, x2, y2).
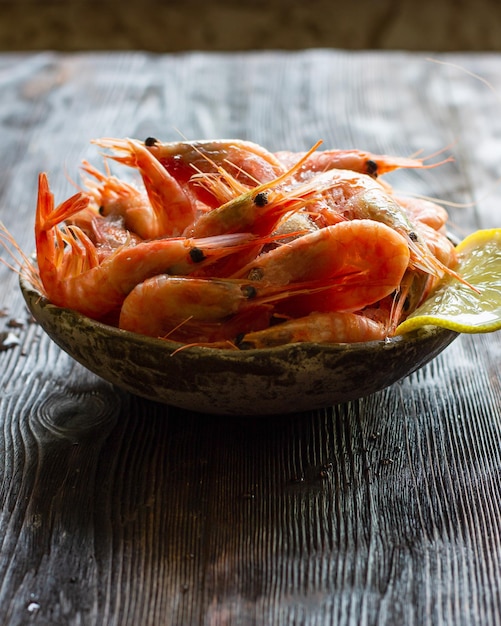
(0, 50, 500, 625)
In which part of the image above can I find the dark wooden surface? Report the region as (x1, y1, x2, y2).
(0, 50, 500, 625)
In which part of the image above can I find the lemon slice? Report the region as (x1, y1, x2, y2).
(395, 228, 501, 335)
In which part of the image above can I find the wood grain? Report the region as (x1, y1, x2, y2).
(0, 50, 500, 625)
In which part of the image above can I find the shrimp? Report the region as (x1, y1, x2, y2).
(34, 173, 268, 320)
(394, 222, 459, 308)
(413, 221, 457, 268)
(233, 219, 411, 316)
(117, 273, 335, 340)
(118, 276, 271, 339)
(118, 274, 335, 342)
(141, 137, 286, 187)
(78, 159, 158, 241)
(274, 147, 453, 179)
(185, 140, 342, 238)
(236, 311, 388, 349)
(66, 165, 144, 260)
(379, 269, 432, 334)
(294, 166, 471, 289)
(342, 184, 469, 285)
(91, 139, 197, 238)
(93, 137, 287, 226)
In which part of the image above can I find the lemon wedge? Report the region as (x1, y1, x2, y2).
(395, 228, 501, 335)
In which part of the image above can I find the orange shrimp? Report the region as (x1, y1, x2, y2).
(236, 311, 388, 349)
(117, 274, 334, 340)
(93, 137, 287, 229)
(35, 173, 268, 320)
(297, 167, 471, 289)
(65, 166, 144, 261)
(394, 222, 459, 309)
(414, 221, 457, 268)
(274, 147, 452, 179)
(233, 219, 411, 315)
(142, 137, 286, 187)
(342, 185, 466, 283)
(118, 276, 270, 338)
(185, 140, 347, 238)
(79, 159, 158, 240)
(91, 139, 197, 238)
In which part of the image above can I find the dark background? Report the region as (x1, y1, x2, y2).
(1, 0, 500, 52)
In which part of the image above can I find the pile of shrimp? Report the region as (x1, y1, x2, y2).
(25, 136, 466, 349)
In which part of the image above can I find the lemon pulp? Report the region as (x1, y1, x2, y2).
(395, 228, 501, 335)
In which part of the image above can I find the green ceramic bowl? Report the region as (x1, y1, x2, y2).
(20, 273, 459, 416)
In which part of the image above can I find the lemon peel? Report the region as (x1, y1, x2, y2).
(395, 228, 501, 335)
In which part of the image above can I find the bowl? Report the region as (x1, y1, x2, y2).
(20, 273, 459, 416)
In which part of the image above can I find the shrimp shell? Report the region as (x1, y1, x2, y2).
(237, 311, 388, 349)
(234, 219, 411, 314)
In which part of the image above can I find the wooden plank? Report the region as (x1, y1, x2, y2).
(0, 50, 500, 625)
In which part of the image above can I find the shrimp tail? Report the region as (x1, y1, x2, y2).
(35, 173, 92, 300)
(37, 173, 90, 232)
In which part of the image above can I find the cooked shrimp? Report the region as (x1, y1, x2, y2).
(382, 269, 432, 333)
(414, 221, 457, 267)
(64, 175, 143, 262)
(35, 173, 266, 319)
(118, 274, 334, 340)
(393, 222, 459, 307)
(234, 219, 411, 315)
(342, 185, 468, 285)
(118, 276, 267, 338)
(142, 137, 286, 187)
(94, 137, 287, 221)
(18, 135, 472, 351)
(236, 311, 388, 349)
(91, 139, 197, 238)
(274, 147, 452, 179)
(79, 159, 159, 241)
(297, 167, 470, 288)
(185, 141, 350, 238)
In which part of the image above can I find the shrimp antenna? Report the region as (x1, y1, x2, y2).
(0, 223, 43, 293)
(407, 142, 456, 168)
(188, 138, 324, 204)
(163, 315, 194, 343)
(426, 57, 501, 109)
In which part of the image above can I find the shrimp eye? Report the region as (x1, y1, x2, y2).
(253, 191, 269, 207)
(144, 137, 159, 146)
(408, 231, 419, 242)
(241, 284, 257, 299)
(366, 159, 378, 176)
(189, 247, 206, 263)
(98, 205, 105, 216)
